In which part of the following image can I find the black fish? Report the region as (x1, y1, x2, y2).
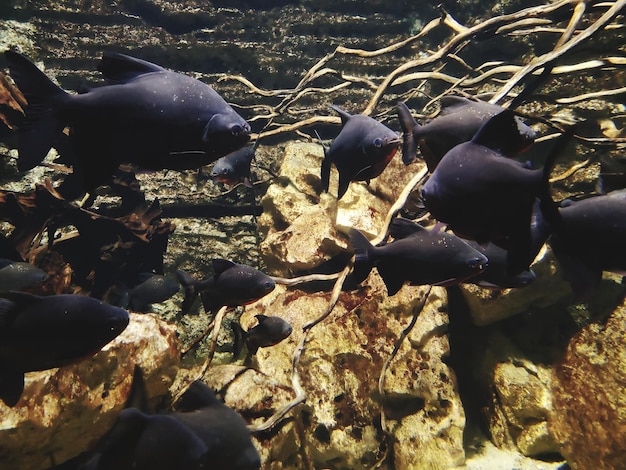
(175, 259, 275, 314)
(211, 145, 255, 187)
(4, 50, 251, 191)
(397, 96, 536, 170)
(0, 292, 129, 406)
(109, 273, 180, 312)
(0, 259, 48, 292)
(238, 314, 292, 355)
(420, 110, 556, 275)
(349, 219, 488, 296)
(172, 381, 261, 470)
(85, 408, 208, 470)
(541, 189, 626, 297)
(320, 105, 401, 199)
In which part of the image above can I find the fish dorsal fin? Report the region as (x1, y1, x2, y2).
(330, 105, 352, 126)
(177, 380, 222, 411)
(97, 52, 165, 83)
(389, 217, 426, 239)
(471, 109, 518, 151)
(255, 314, 269, 324)
(0, 259, 13, 269)
(438, 96, 474, 115)
(0, 291, 41, 308)
(213, 258, 236, 277)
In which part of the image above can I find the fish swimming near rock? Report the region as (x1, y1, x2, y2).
(211, 144, 256, 187)
(175, 259, 275, 314)
(0, 292, 129, 406)
(0, 259, 48, 292)
(3, 50, 251, 192)
(397, 96, 536, 170)
(235, 314, 293, 356)
(349, 218, 488, 296)
(320, 105, 401, 199)
(540, 188, 626, 298)
(109, 273, 180, 312)
(420, 110, 558, 275)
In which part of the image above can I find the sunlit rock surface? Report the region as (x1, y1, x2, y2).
(550, 298, 626, 469)
(228, 276, 465, 469)
(0, 313, 180, 470)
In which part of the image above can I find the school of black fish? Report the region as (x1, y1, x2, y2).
(1, 47, 624, 470)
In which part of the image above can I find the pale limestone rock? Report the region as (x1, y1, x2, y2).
(0, 313, 181, 470)
(232, 274, 465, 469)
(259, 141, 423, 274)
(550, 298, 626, 469)
(460, 247, 571, 326)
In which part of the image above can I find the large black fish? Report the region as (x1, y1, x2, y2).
(0, 259, 49, 292)
(4, 50, 251, 191)
(349, 219, 488, 296)
(540, 189, 626, 297)
(420, 110, 556, 275)
(320, 105, 401, 199)
(109, 273, 180, 312)
(0, 292, 129, 406)
(175, 259, 275, 314)
(172, 381, 261, 470)
(397, 96, 536, 170)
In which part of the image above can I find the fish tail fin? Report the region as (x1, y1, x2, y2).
(320, 153, 331, 193)
(397, 101, 419, 165)
(349, 228, 375, 284)
(539, 126, 576, 227)
(231, 321, 247, 358)
(174, 269, 198, 316)
(4, 51, 68, 171)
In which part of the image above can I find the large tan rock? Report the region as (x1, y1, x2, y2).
(0, 313, 181, 470)
(225, 274, 465, 469)
(550, 298, 626, 469)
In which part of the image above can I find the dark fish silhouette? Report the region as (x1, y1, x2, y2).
(4, 50, 251, 191)
(541, 189, 626, 297)
(349, 219, 488, 296)
(109, 273, 180, 312)
(237, 314, 292, 355)
(0, 292, 129, 406)
(175, 259, 275, 314)
(397, 96, 536, 170)
(0, 259, 48, 292)
(84, 408, 207, 470)
(211, 145, 255, 187)
(420, 110, 556, 275)
(596, 154, 626, 194)
(465, 201, 549, 288)
(320, 105, 401, 199)
(172, 381, 261, 470)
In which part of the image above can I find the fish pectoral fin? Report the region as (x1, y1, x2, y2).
(0, 367, 25, 407)
(97, 52, 165, 82)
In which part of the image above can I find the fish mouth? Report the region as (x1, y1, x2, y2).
(467, 256, 489, 271)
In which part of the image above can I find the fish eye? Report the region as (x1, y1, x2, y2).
(373, 137, 383, 148)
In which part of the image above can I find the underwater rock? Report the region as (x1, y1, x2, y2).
(459, 247, 571, 326)
(0, 313, 180, 470)
(259, 141, 419, 275)
(236, 275, 465, 469)
(550, 298, 626, 468)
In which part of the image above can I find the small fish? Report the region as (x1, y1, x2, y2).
(4, 50, 251, 192)
(237, 314, 292, 356)
(0, 259, 48, 292)
(349, 218, 488, 296)
(0, 292, 129, 406)
(420, 110, 557, 275)
(175, 259, 275, 314)
(397, 96, 536, 170)
(172, 380, 261, 470)
(540, 188, 626, 297)
(320, 105, 401, 199)
(211, 145, 256, 187)
(111, 273, 180, 312)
